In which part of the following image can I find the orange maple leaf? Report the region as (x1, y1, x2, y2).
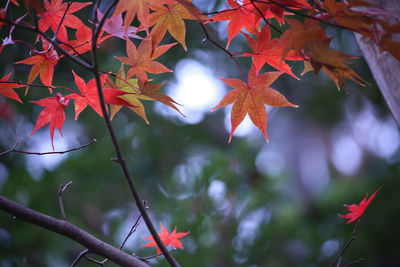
(116, 38, 172, 83)
(142, 223, 189, 255)
(112, 0, 175, 32)
(0, 73, 25, 102)
(278, 18, 327, 60)
(211, 66, 298, 142)
(339, 187, 381, 224)
(16, 39, 59, 93)
(30, 93, 70, 149)
(138, 80, 183, 116)
(37, 0, 90, 42)
(149, 2, 207, 50)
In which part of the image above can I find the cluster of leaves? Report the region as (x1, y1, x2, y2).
(1, 0, 400, 145)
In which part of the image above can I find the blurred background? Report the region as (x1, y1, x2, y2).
(1, 0, 400, 266)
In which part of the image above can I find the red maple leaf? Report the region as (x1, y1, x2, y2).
(62, 24, 110, 55)
(0, 73, 25, 102)
(240, 26, 301, 78)
(67, 71, 108, 119)
(211, 66, 297, 142)
(30, 93, 70, 149)
(37, 0, 90, 42)
(338, 187, 381, 224)
(211, 0, 260, 49)
(16, 39, 59, 93)
(142, 223, 189, 255)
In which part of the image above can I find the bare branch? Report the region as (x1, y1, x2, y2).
(0, 194, 150, 267)
(71, 249, 90, 267)
(0, 139, 97, 156)
(58, 181, 72, 220)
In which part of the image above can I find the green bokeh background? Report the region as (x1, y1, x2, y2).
(1, 1, 399, 266)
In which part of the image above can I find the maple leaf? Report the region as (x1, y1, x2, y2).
(211, 0, 260, 49)
(278, 18, 327, 60)
(0, 73, 25, 102)
(138, 80, 183, 116)
(305, 38, 368, 92)
(16, 39, 59, 93)
(115, 38, 172, 83)
(240, 25, 301, 79)
(211, 66, 297, 142)
(339, 187, 381, 224)
(250, 0, 311, 26)
(112, 0, 175, 32)
(149, 1, 207, 50)
(30, 93, 70, 149)
(95, 10, 143, 40)
(37, 0, 90, 42)
(142, 223, 189, 255)
(322, 0, 379, 41)
(67, 71, 108, 119)
(104, 64, 153, 123)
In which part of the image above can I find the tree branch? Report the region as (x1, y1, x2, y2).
(0, 194, 150, 267)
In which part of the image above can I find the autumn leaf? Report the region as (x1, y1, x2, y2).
(142, 223, 189, 255)
(339, 187, 381, 224)
(104, 64, 152, 123)
(16, 39, 59, 93)
(240, 25, 301, 79)
(211, 66, 298, 142)
(211, 0, 260, 49)
(115, 37, 172, 83)
(277, 18, 327, 60)
(62, 24, 109, 55)
(138, 80, 183, 116)
(112, 0, 175, 32)
(306, 38, 368, 92)
(149, 1, 207, 50)
(37, 0, 90, 42)
(250, 0, 311, 26)
(67, 71, 108, 119)
(30, 93, 70, 149)
(0, 73, 25, 102)
(95, 10, 143, 40)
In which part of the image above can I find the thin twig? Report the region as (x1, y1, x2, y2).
(199, 22, 248, 84)
(0, 139, 97, 156)
(58, 181, 72, 220)
(71, 248, 90, 267)
(0, 81, 82, 95)
(0, 138, 20, 157)
(329, 218, 362, 267)
(343, 258, 364, 267)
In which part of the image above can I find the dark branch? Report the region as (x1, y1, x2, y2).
(0, 139, 97, 157)
(0, 194, 150, 267)
(58, 181, 72, 220)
